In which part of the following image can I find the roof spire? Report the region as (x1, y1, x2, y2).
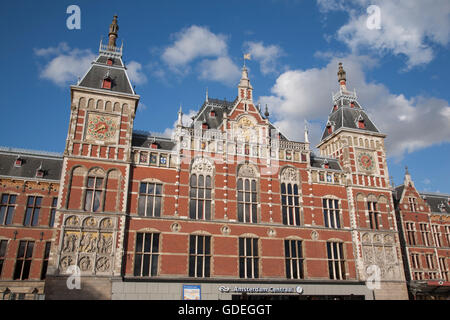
(177, 104, 183, 127)
(238, 54, 253, 101)
(108, 15, 119, 48)
(206, 87, 209, 102)
(304, 120, 310, 143)
(403, 165, 415, 188)
(264, 104, 269, 118)
(337, 62, 347, 90)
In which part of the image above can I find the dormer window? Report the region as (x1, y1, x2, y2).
(357, 115, 365, 129)
(36, 168, 45, 178)
(102, 79, 112, 89)
(107, 58, 113, 66)
(14, 157, 23, 167)
(150, 143, 159, 149)
(102, 70, 112, 89)
(350, 102, 355, 108)
(326, 121, 333, 134)
(323, 160, 329, 169)
(210, 110, 216, 117)
(202, 123, 209, 130)
(333, 105, 337, 111)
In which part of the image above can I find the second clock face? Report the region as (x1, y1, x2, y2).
(85, 113, 119, 142)
(357, 152, 375, 172)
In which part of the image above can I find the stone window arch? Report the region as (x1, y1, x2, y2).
(189, 157, 214, 220)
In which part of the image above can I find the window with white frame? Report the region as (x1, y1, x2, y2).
(284, 239, 304, 279)
(411, 253, 421, 269)
(280, 167, 301, 226)
(237, 164, 259, 224)
(239, 237, 259, 279)
(408, 197, 418, 212)
(405, 222, 416, 246)
(367, 201, 380, 230)
(425, 253, 435, 269)
(419, 223, 431, 246)
(323, 198, 340, 228)
(189, 158, 214, 221)
(432, 225, 442, 248)
(326, 242, 346, 280)
(84, 176, 104, 212)
(138, 182, 162, 217)
(133, 233, 159, 277)
(188, 235, 211, 278)
(439, 257, 449, 281)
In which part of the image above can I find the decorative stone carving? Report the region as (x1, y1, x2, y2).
(100, 218, 113, 229)
(83, 217, 97, 228)
(60, 256, 74, 272)
(238, 164, 258, 178)
(62, 232, 78, 253)
(80, 232, 98, 253)
(79, 256, 92, 272)
(96, 257, 111, 272)
(311, 230, 319, 240)
(221, 225, 231, 235)
(267, 228, 276, 237)
(281, 167, 299, 183)
(191, 157, 214, 174)
(98, 233, 113, 254)
(170, 222, 181, 232)
(65, 215, 80, 227)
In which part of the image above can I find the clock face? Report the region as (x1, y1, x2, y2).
(357, 152, 375, 171)
(85, 114, 118, 142)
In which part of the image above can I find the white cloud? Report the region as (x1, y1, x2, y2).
(161, 25, 241, 85)
(244, 41, 285, 75)
(152, 109, 197, 139)
(162, 25, 228, 71)
(126, 61, 147, 85)
(35, 43, 95, 86)
(317, 0, 450, 69)
(198, 56, 241, 85)
(259, 55, 450, 158)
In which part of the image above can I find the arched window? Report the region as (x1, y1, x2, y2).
(189, 158, 213, 220)
(280, 167, 301, 226)
(237, 164, 259, 223)
(84, 168, 105, 212)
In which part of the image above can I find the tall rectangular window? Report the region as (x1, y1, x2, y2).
(323, 198, 340, 228)
(49, 197, 57, 227)
(408, 197, 418, 212)
(188, 235, 211, 278)
(284, 240, 304, 279)
(411, 253, 421, 269)
(189, 174, 212, 220)
(327, 242, 345, 280)
(0, 194, 16, 225)
(419, 223, 431, 246)
(368, 201, 380, 230)
(0, 240, 7, 276)
(239, 238, 259, 279)
(439, 257, 449, 281)
(138, 182, 162, 217)
(84, 176, 103, 212)
(445, 226, 450, 247)
(40, 242, 51, 280)
(406, 222, 416, 246)
(133, 233, 159, 277)
(237, 178, 258, 223)
(425, 254, 435, 269)
(23, 196, 42, 226)
(13, 241, 34, 280)
(432, 225, 442, 248)
(281, 183, 301, 226)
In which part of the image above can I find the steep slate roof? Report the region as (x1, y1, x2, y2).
(420, 192, 450, 214)
(132, 132, 176, 151)
(191, 98, 237, 129)
(321, 105, 379, 141)
(310, 154, 342, 171)
(78, 55, 134, 95)
(0, 147, 63, 181)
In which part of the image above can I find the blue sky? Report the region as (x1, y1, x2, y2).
(0, 0, 449, 193)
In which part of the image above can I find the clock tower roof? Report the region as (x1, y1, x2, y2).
(319, 63, 381, 143)
(75, 15, 138, 96)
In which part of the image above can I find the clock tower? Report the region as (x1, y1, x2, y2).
(317, 63, 408, 299)
(45, 16, 140, 299)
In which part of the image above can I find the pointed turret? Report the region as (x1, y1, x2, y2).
(108, 15, 119, 48)
(238, 63, 253, 102)
(337, 62, 347, 91)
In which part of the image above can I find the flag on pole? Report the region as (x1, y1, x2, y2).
(244, 53, 251, 60)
